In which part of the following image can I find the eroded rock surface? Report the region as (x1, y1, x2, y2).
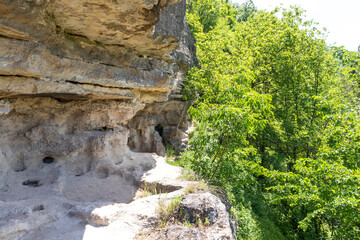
(0, 155, 186, 240)
(0, 0, 195, 189)
(136, 192, 237, 240)
(0, 0, 235, 239)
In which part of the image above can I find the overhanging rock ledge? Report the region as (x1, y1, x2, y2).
(0, 1, 237, 240)
(0, 0, 196, 185)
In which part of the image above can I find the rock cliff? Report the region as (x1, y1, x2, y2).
(0, 1, 235, 239)
(0, 0, 196, 186)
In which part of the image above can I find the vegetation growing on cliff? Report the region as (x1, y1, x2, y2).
(183, 0, 360, 239)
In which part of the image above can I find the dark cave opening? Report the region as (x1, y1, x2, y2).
(154, 124, 166, 145)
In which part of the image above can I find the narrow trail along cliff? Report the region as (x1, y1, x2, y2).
(0, 0, 235, 239)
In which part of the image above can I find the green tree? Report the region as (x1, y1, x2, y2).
(187, 0, 237, 33)
(237, 8, 342, 171)
(232, 0, 257, 22)
(185, 12, 272, 181)
(184, 2, 360, 239)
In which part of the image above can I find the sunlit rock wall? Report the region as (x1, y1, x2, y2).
(0, 0, 196, 186)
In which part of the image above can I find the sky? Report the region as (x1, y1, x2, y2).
(232, 0, 360, 52)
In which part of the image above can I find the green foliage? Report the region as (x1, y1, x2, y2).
(135, 183, 160, 199)
(235, 8, 342, 170)
(335, 47, 360, 86)
(269, 158, 360, 239)
(187, 0, 238, 34)
(184, 180, 208, 195)
(165, 143, 176, 162)
(184, 1, 360, 239)
(228, 186, 287, 240)
(232, 0, 257, 22)
(157, 196, 182, 228)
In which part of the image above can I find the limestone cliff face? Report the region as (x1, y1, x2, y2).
(0, 3, 238, 239)
(0, 0, 196, 186)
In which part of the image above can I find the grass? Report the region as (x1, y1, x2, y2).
(178, 167, 198, 181)
(157, 195, 182, 228)
(164, 145, 199, 181)
(135, 194, 183, 239)
(165, 144, 192, 167)
(165, 144, 176, 162)
(184, 180, 208, 195)
(156, 194, 211, 229)
(134, 183, 160, 199)
(195, 216, 211, 228)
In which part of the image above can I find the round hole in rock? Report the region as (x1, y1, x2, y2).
(33, 205, 45, 211)
(12, 160, 26, 172)
(43, 156, 54, 164)
(14, 165, 26, 172)
(23, 180, 42, 187)
(96, 168, 109, 179)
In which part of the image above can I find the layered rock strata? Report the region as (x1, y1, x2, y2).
(0, 0, 196, 186)
(0, 1, 237, 239)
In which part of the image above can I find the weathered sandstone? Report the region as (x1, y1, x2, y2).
(0, 0, 235, 239)
(0, 0, 196, 186)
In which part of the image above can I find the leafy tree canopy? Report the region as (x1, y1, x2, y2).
(184, 1, 360, 239)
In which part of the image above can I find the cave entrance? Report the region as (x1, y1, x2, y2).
(155, 124, 166, 145)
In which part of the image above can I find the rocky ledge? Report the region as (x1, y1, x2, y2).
(0, 0, 195, 189)
(0, 154, 236, 240)
(0, 0, 235, 239)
